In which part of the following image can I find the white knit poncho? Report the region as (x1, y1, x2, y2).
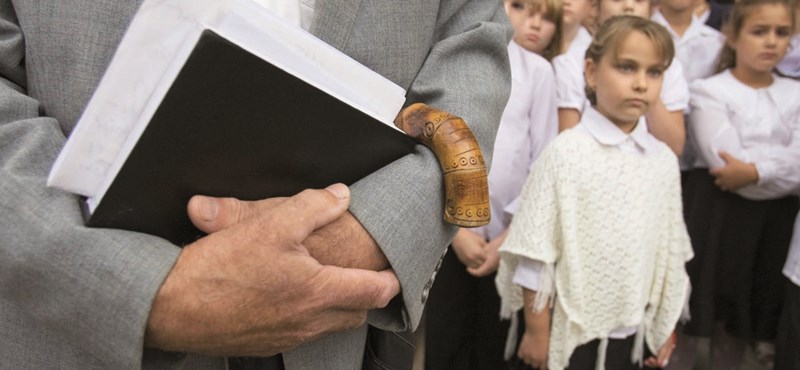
(495, 128, 693, 370)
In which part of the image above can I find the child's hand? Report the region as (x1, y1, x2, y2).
(451, 228, 487, 269)
(709, 151, 759, 191)
(467, 229, 508, 277)
(517, 327, 549, 369)
(644, 331, 676, 368)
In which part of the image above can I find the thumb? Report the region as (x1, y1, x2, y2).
(187, 195, 286, 234)
(322, 268, 401, 310)
(718, 151, 734, 163)
(264, 183, 352, 245)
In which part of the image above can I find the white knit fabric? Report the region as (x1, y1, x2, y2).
(495, 128, 693, 370)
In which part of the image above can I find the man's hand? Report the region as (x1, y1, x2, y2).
(451, 228, 487, 270)
(709, 151, 759, 192)
(144, 184, 400, 356)
(187, 190, 389, 271)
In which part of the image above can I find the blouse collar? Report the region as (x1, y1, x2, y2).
(581, 106, 660, 156)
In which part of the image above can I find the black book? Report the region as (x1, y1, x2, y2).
(48, 3, 415, 246)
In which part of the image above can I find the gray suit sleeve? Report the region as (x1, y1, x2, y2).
(351, 2, 512, 331)
(0, 3, 181, 368)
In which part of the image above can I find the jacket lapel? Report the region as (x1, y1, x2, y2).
(309, 0, 363, 50)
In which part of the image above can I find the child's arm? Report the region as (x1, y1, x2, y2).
(644, 332, 677, 368)
(467, 228, 508, 277)
(518, 288, 551, 369)
(558, 108, 581, 132)
(644, 98, 685, 156)
(708, 151, 759, 191)
(451, 228, 487, 270)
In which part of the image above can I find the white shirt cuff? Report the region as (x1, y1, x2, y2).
(512, 256, 544, 291)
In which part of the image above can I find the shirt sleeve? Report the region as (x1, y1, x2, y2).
(740, 87, 800, 198)
(528, 62, 559, 169)
(661, 60, 690, 112)
(553, 54, 586, 111)
(503, 60, 558, 221)
(688, 80, 746, 169)
(512, 256, 545, 291)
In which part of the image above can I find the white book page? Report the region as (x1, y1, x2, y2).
(48, 0, 406, 209)
(47, 0, 230, 197)
(216, 1, 406, 125)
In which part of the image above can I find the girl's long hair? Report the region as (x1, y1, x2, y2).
(716, 0, 796, 72)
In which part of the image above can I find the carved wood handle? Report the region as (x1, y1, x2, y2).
(394, 103, 490, 227)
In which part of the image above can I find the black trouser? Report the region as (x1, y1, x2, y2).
(424, 248, 509, 370)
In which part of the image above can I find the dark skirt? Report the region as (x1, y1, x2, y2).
(508, 323, 655, 370)
(682, 169, 799, 340)
(775, 281, 800, 370)
(424, 247, 510, 370)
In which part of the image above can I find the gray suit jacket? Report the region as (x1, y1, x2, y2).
(0, 0, 511, 368)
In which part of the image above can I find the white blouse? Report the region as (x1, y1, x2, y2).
(688, 70, 800, 200)
(552, 27, 592, 112)
(651, 11, 725, 84)
(478, 41, 558, 240)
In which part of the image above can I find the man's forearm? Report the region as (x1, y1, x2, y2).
(303, 210, 388, 270)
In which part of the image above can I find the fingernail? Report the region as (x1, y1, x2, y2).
(662, 359, 669, 368)
(325, 183, 349, 200)
(196, 196, 218, 222)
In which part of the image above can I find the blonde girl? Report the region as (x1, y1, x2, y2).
(496, 15, 693, 370)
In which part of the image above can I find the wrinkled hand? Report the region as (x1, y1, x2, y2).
(644, 332, 676, 368)
(188, 189, 388, 271)
(709, 151, 759, 191)
(517, 327, 549, 370)
(467, 229, 507, 277)
(144, 184, 400, 357)
(451, 228, 487, 269)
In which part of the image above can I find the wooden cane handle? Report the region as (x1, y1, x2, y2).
(394, 103, 490, 227)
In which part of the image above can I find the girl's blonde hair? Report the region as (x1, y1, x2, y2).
(583, 15, 674, 105)
(716, 0, 796, 72)
(512, 0, 565, 60)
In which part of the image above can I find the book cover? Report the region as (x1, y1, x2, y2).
(79, 29, 415, 245)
